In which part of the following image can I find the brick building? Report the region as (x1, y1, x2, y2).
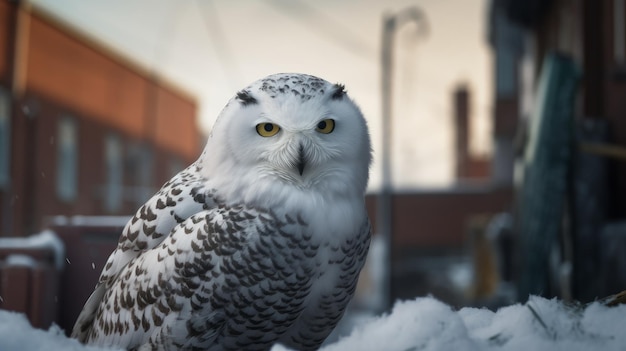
(0, 1, 202, 238)
(0, 0, 202, 331)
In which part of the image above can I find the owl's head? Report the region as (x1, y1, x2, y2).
(201, 73, 371, 203)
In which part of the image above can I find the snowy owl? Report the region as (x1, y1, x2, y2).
(72, 73, 372, 351)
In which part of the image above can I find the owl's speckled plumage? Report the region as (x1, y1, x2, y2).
(72, 73, 372, 351)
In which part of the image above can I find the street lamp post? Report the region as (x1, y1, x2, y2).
(378, 6, 427, 310)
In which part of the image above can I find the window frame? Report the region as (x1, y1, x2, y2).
(56, 116, 78, 202)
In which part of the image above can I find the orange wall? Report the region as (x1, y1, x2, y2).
(23, 10, 199, 158)
(154, 85, 199, 161)
(26, 13, 148, 138)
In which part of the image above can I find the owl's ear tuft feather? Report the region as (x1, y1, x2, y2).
(236, 90, 258, 106)
(331, 84, 346, 100)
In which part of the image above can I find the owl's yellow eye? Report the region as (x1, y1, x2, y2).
(315, 119, 335, 134)
(256, 123, 280, 137)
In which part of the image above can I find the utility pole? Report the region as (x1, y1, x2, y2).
(378, 6, 427, 310)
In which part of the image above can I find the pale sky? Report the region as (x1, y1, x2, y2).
(30, 0, 493, 190)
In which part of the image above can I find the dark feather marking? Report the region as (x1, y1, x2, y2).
(236, 90, 258, 106)
(152, 309, 163, 327)
(331, 83, 346, 100)
(144, 206, 157, 221)
(156, 198, 166, 209)
(171, 188, 182, 196)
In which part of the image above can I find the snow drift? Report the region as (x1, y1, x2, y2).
(1, 296, 625, 351)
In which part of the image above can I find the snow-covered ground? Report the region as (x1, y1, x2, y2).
(316, 296, 626, 351)
(1, 295, 625, 351)
(0, 310, 121, 351)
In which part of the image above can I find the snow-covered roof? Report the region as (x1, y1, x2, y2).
(46, 216, 130, 228)
(0, 230, 65, 270)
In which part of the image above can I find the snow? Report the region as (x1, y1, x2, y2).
(1, 296, 625, 351)
(47, 215, 130, 227)
(315, 296, 626, 351)
(0, 310, 121, 351)
(4, 254, 39, 268)
(0, 230, 65, 270)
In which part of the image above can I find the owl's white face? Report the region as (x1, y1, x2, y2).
(201, 73, 371, 204)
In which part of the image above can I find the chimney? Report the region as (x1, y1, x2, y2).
(454, 84, 470, 179)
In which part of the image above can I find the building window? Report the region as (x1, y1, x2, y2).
(0, 89, 10, 190)
(56, 117, 78, 202)
(126, 142, 153, 206)
(105, 133, 123, 212)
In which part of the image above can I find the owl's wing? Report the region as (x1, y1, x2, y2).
(74, 205, 300, 350)
(72, 163, 215, 341)
(99, 164, 215, 284)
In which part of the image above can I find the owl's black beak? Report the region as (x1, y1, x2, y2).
(297, 143, 306, 176)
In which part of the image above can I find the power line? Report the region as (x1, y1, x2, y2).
(195, 0, 243, 90)
(262, 0, 376, 59)
(151, 0, 185, 76)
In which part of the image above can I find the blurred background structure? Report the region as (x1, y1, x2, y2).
(0, 0, 625, 343)
(0, 0, 201, 329)
(489, 0, 626, 304)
